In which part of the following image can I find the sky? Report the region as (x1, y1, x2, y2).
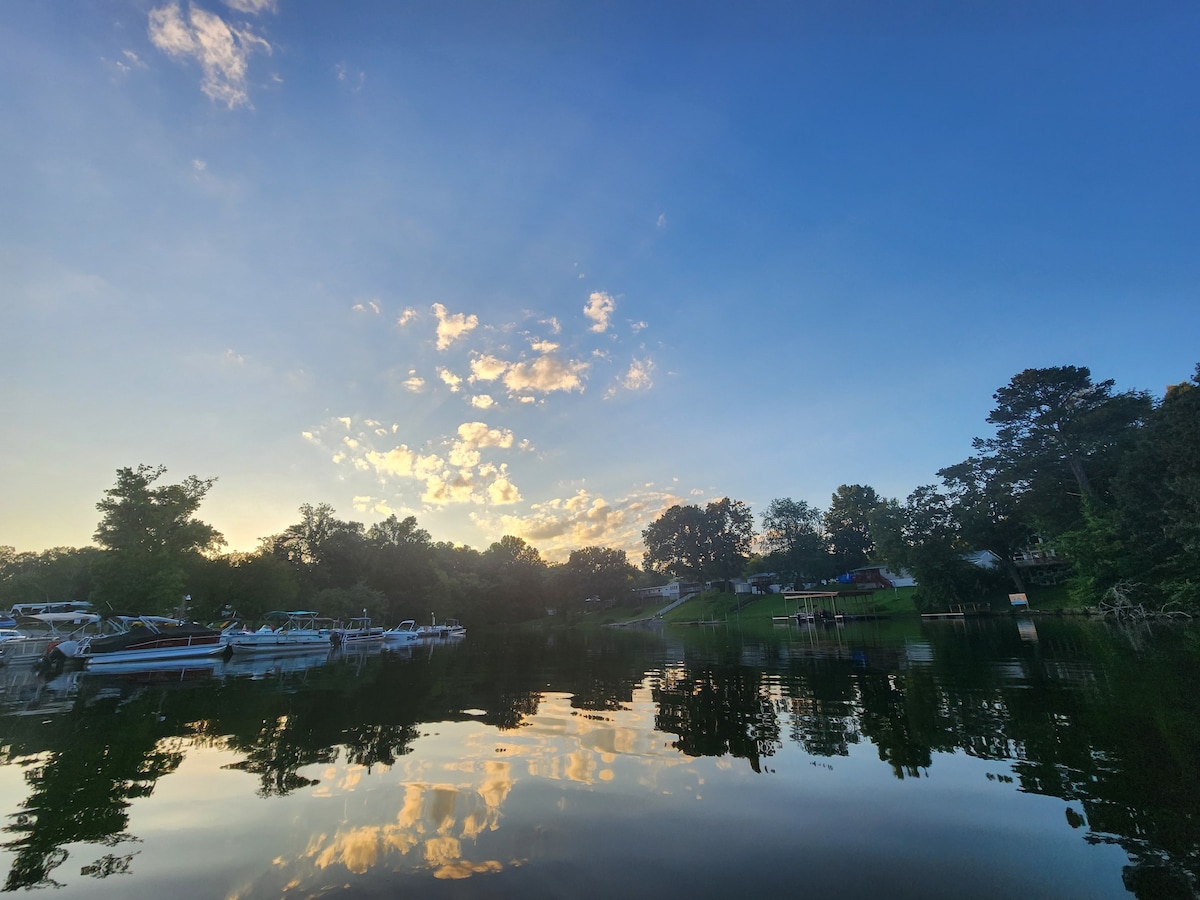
(3, 1, 1198, 563)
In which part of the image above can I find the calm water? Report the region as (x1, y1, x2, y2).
(0, 617, 1196, 899)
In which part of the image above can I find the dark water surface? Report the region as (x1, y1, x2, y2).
(0, 617, 1197, 899)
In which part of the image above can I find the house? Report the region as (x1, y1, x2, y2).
(846, 566, 917, 589)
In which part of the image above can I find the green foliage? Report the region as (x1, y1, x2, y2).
(0, 546, 101, 608)
(823, 484, 881, 574)
(91, 465, 224, 613)
(642, 498, 754, 582)
(760, 498, 831, 586)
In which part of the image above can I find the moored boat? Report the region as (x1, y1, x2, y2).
(331, 616, 384, 647)
(382, 619, 421, 644)
(225, 610, 333, 655)
(51, 616, 227, 667)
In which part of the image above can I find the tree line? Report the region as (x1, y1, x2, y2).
(2, 362, 1197, 620)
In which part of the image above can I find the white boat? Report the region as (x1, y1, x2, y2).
(331, 616, 384, 646)
(225, 610, 333, 655)
(54, 616, 227, 667)
(0, 612, 103, 667)
(416, 616, 466, 639)
(382, 620, 421, 644)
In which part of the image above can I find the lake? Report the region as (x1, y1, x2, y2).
(0, 616, 1196, 898)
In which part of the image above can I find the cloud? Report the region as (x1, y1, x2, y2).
(605, 358, 654, 398)
(630, 321, 647, 335)
(397, 307, 418, 327)
(148, 3, 271, 109)
(223, 0, 276, 12)
(432, 303, 478, 350)
(583, 291, 615, 333)
(456, 422, 515, 451)
(352, 299, 381, 314)
(472, 487, 684, 562)
(402, 375, 425, 392)
(503, 356, 588, 395)
(438, 368, 463, 392)
(529, 339, 559, 353)
(469, 354, 509, 383)
(470, 394, 495, 409)
(657, 213, 667, 229)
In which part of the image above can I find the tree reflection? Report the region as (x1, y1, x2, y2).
(653, 665, 780, 772)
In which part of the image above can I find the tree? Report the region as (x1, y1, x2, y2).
(974, 366, 1149, 533)
(561, 546, 640, 610)
(92, 465, 224, 612)
(824, 485, 881, 575)
(642, 498, 754, 584)
(870, 486, 1004, 611)
(264, 503, 366, 598)
(760, 498, 829, 587)
(481, 536, 549, 621)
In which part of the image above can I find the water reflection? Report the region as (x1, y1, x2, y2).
(0, 620, 1195, 897)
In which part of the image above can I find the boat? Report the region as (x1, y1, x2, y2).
(415, 616, 466, 639)
(0, 612, 103, 667)
(382, 619, 421, 644)
(50, 616, 228, 667)
(225, 610, 333, 655)
(330, 616, 384, 647)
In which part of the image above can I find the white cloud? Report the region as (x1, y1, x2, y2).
(470, 394, 495, 409)
(530, 339, 559, 353)
(397, 307, 417, 327)
(352, 299, 381, 314)
(438, 368, 463, 392)
(336, 417, 352, 429)
(631, 321, 647, 335)
(541, 317, 562, 335)
(148, 2, 271, 109)
(624, 358, 654, 390)
(469, 354, 509, 383)
(657, 213, 667, 229)
(432, 303, 479, 350)
(402, 375, 425, 392)
(223, 0, 277, 13)
(472, 487, 683, 563)
(503, 355, 588, 395)
(583, 291, 615, 333)
(224, 348, 245, 365)
(456, 422, 515, 450)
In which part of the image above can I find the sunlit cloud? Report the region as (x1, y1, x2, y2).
(472, 487, 684, 561)
(397, 307, 418, 327)
(604, 358, 654, 398)
(502, 356, 588, 395)
(456, 422, 515, 451)
(470, 394, 495, 410)
(438, 368, 463, 392)
(352, 299, 381, 314)
(529, 339, 559, 353)
(469, 354, 508, 383)
(540, 317, 562, 335)
(403, 375, 425, 392)
(148, 2, 271, 109)
(432, 303, 479, 350)
(584, 291, 615, 333)
(223, 0, 276, 12)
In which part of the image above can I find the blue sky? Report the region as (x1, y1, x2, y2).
(3, 1, 1197, 561)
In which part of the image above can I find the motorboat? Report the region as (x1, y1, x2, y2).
(382, 620, 421, 644)
(416, 616, 466, 639)
(50, 616, 227, 668)
(331, 616, 384, 647)
(0, 612, 103, 667)
(225, 610, 333, 655)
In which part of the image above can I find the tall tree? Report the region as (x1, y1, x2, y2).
(824, 485, 881, 575)
(974, 366, 1149, 533)
(561, 546, 639, 609)
(760, 498, 829, 587)
(92, 465, 224, 612)
(642, 498, 754, 584)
